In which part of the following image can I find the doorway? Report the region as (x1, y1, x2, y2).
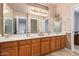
(71, 4, 79, 53)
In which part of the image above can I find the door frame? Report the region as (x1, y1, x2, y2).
(71, 4, 79, 51)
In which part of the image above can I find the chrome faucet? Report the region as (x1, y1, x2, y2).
(26, 32, 30, 37)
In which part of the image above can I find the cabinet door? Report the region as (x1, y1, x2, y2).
(55, 36, 61, 50)
(1, 47, 18, 56)
(51, 37, 56, 51)
(32, 43, 40, 56)
(41, 41, 50, 54)
(19, 45, 31, 56)
(60, 36, 65, 48)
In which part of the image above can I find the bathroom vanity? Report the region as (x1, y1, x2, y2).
(0, 4, 65, 56)
(0, 34, 66, 56)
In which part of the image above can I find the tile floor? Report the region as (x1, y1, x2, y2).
(75, 45, 79, 50)
(45, 49, 79, 56)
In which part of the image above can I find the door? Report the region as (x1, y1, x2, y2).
(19, 45, 31, 56)
(60, 36, 65, 48)
(32, 43, 40, 56)
(71, 7, 75, 51)
(55, 36, 61, 50)
(41, 41, 50, 54)
(51, 37, 56, 51)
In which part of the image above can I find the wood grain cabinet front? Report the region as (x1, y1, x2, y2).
(18, 40, 31, 56)
(0, 35, 66, 56)
(0, 41, 18, 56)
(55, 36, 61, 50)
(19, 45, 31, 56)
(51, 37, 56, 51)
(0, 47, 18, 56)
(0, 41, 18, 48)
(60, 35, 65, 48)
(41, 38, 50, 55)
(32, 39, 40, 56)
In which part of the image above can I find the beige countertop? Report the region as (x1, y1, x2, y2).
(0, 33, 66, 42)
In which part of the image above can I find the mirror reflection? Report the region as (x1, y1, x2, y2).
(31, 19, 37, 33)
(54, 16, 62, 33)
(45, 19, 49, 33)
(5, 19, 12, 34)
(16, 17, 27, 34)
(1, 3, 62, 36)
(3, 4, 13, 34)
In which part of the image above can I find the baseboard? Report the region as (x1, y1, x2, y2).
(64, 48, 71, 51)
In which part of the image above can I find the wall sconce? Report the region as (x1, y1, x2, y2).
(55, 13, 60, 18)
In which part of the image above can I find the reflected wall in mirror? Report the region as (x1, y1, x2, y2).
(16, 17, 27, 34)
(45, 19, 49, 33)
(0, 3, 3, 36)
(31, 19, 37, 33)
(39, 20, 45, 33)
(3, 4, 13, 34)
(5, 19, 12, 34)
(54, 16, 62, 33)
(39, 18, 49, 33)
(6, 3, 28, 34)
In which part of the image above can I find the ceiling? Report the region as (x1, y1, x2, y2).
(7, 3, 28, 13)
(7, 3, 56, 13)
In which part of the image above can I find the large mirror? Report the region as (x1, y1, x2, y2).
(2, 3, 53, 36)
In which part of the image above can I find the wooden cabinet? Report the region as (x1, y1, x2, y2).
(0, 41, 18, 56)
(41, 38, 50, 55)
(0, 35, 66, 56)
(60, 35, 65, 48)
(51, 37, 56, 51)
(18, 40, 31, 56)
(32, 39, 40, 56)
(19, 45, 31, 56)
(0, 47, 18, 56)
(0, 41, 18, 48)
(55, 36, 61, 50)
(55, 36, 65, 50)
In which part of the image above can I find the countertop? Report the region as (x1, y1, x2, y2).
(0, 33, 66, 42)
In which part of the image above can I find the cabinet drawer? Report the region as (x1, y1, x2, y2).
(32, 39, 40, 43)
(0, 47, 18, 56)
(18, 40, 31, 46)
(41, 37, 50, 42)
(0, 41, 18, 48)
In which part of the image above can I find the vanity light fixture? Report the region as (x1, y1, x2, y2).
(30, 7, 48, 15)
(3, 9, 9, 14)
